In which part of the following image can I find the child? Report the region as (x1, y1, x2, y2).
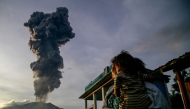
(111, 50, 151, 109)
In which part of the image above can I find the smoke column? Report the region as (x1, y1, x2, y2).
(24, 7, 75, 102)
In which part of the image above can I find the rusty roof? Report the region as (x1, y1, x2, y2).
(151, 51, 190, 74)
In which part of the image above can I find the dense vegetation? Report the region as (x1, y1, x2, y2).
(169, 70, 190, 109)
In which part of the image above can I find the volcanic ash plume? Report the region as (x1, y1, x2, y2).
(24, 7, 75, 102)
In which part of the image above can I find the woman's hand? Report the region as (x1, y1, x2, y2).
(111, 64, 117, 78)
(112, 71, 117, 78)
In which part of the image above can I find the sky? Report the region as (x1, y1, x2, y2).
(0, 0, 190, 109)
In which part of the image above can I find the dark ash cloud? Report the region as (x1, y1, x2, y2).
(24, 7, 75, 102)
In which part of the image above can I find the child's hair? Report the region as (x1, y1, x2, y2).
(111, 50, 138, 75)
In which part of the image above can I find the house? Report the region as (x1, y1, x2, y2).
(79, 51, 190, 109)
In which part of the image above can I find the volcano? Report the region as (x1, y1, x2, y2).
(1, 102, 62, 109)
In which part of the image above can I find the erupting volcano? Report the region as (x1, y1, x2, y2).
(24, 7, 75, 102)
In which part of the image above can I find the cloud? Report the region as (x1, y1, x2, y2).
(0, 100, 30, 108)
(132, 20, 190, 53)
(67, 68, 72, 70)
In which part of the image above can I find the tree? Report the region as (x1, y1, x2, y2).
(169, 69, 190, 109)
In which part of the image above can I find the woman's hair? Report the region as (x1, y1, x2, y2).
(134, 57, 146, 74)
(111, 50, 146, 75)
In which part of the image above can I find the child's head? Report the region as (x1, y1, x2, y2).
(111, 50, 138, 75)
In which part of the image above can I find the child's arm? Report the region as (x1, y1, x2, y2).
(149, 73, 170, 83)
(146, 74, 154, 83)
(138, 72, 170, 83)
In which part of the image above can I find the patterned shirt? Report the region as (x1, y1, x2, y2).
(114, 71, 151, 109)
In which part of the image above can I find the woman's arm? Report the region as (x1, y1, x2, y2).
(114, 88, 120, 97)
(113, 75, 121, 97)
